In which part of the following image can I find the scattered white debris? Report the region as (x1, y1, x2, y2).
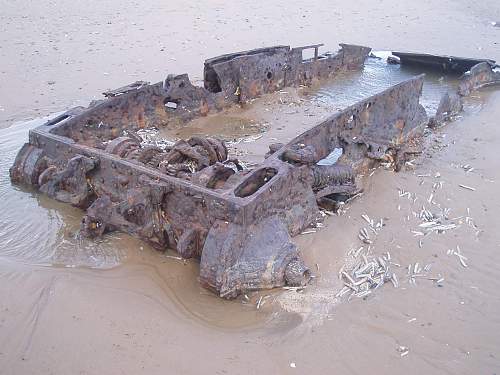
(447, 245, 468, 268)
(242, 134, 263, 143)
(397, 346, 409, 357)
(300, 230, 317, 235)
(459, 184, 476, 191)
(135, 128, 175, 150)
(256, 296, 263, 309)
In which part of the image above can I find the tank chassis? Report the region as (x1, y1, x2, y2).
(10, 43, 500, 298)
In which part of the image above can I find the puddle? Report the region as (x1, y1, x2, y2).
(160, 114, 269, 141)
(305, 51, 484, 115)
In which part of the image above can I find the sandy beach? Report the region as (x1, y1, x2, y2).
(1, 1, 500, 374)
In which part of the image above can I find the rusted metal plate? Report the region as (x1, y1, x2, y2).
(204, 44, 371, 102)
(392, 51, 495, 73)
(458, 62, 500, 96)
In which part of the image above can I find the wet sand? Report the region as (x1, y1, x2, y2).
(1, 1, 500, 374)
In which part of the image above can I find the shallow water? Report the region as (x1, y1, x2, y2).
(0, 117, 128, 269)
(307, 52, 484, 115)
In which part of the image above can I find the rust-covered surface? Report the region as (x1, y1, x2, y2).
(457, 61, 500, 96)
(9, 43, 500, 298)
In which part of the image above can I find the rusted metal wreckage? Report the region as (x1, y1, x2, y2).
(10, 43, 500, 298)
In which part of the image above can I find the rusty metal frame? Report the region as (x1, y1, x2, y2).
(10, 43, 500, 298)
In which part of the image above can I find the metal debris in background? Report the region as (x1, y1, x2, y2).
(391, 51, 500, 125)
(9, 42, 500, 298)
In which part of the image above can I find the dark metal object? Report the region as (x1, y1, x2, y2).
(9, 43, 499, 298)
(204, 43, 370, 102)
(392, 51, 495, 74)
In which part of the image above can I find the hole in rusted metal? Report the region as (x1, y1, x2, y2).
(302, 48, 316, 62)
(234, 168, 277, 197)
(46, 114, 70, 126)
(164, 98, 179, 111)
(204, 66, 222, 93)
(123, 204, 146, 226)
(317, 148, 343, 166)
